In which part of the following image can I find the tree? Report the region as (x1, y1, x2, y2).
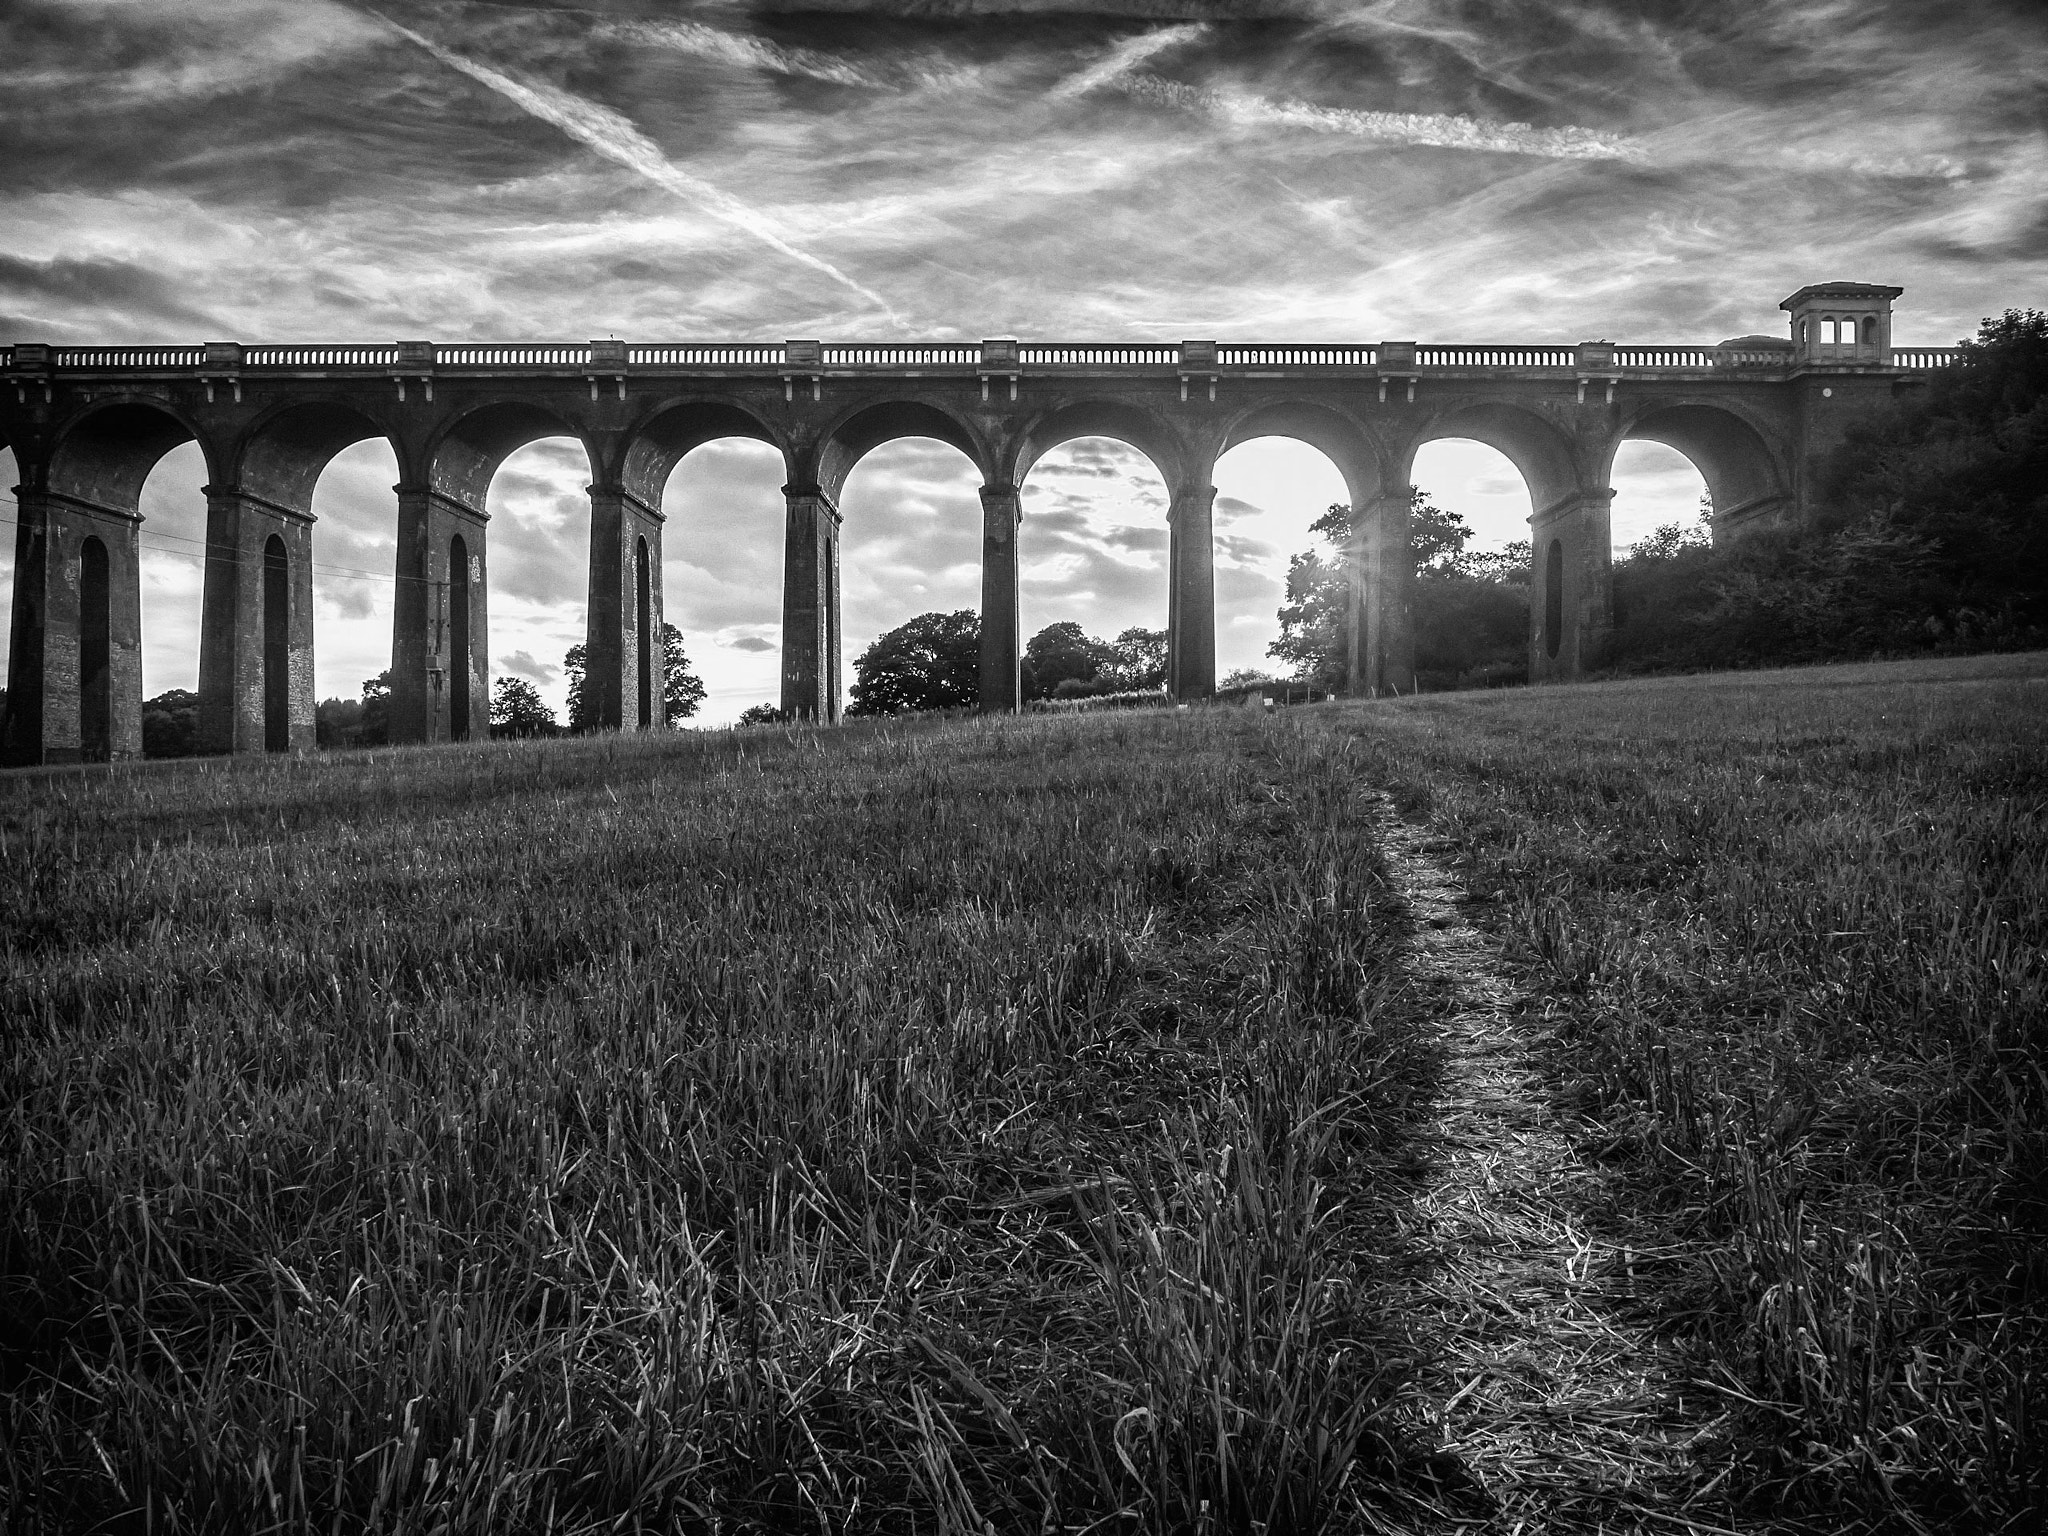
(1106, 627, 1168, 691)
(563, 643, 595, 734)
(315, 672, 390, 749)
(847, 610, 980, 715)
(1023, 621, 1117, 700)
(661, 623, 707, 722)
(490, 676, 556, 738)
(141, 689, 201, 758)
(736, 703, 787, 726)
(1267, 502, 1356, 691)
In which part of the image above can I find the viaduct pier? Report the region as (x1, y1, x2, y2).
(3, 281, 1952, 763)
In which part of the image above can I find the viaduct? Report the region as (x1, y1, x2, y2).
(2, 281, 1953, 764)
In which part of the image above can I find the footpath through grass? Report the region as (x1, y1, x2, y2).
(2, 710, 1450, 1534)
(1319, 651, 2047, 1532)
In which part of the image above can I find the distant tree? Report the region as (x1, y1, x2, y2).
(735, 702, 788, 726)
(1219, 667, 1276, 690)
(562, 643, 594, 733)
(1105, 627, 1168, 690)
(661, 624, 707, 722)
(490, 677, 556, 738)
(141, 688, 201, 758)
(1023, 621, 1117, 700)
(357, 671, 391, 746)
(848, 610, 981, 715)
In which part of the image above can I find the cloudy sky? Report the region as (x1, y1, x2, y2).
(3, 0, 2042, 723)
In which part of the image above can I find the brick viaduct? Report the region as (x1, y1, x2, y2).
(2, 281, 1951, 764)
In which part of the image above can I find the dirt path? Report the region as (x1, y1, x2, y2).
(1370, 796, 1741, 1533)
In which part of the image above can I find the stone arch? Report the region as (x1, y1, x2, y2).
(232, 400, 394, 516)
(47, 398, 213, 510)
(425, 399, 591, 508)
(1608, 399, 1790, 529)
(1218, 399, 1387, 509)
(1399, 400, 1584, 511)
(1005, 399, 1187, 493)
(617, 397, 785, 511)
(813, 398, 992, 503)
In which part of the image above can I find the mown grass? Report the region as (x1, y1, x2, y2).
(1320, 651, 2048, 1533)
(2, 712, 1452, 1534)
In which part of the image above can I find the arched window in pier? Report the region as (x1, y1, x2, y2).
(449, 533, 471, 741)
(263, 534, 290, 752)
(635, 534, 652, 730)
(80, 536, 112, 761)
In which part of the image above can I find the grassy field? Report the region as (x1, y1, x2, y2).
(2, 652, 2042, 1533)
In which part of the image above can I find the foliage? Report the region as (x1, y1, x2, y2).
(315, 672, 389, 750)
(1023, 621, 1117, 701)
(0, 707, 1441, 1535)
(1271, 497, 1530, 691)
(846, 609, 981, 715)
(141, 688, 200, 758)
(1612, 310, 2048, 673)
(489, 677, 556, 738)
(1335, 653, 2047, 1531)
(1268, 502, 1357, 692)
(563, 642, 594, 733)
(661, 623, 706, 722)
(1108, 626, 1169, 691)
(735, 702, 788, 727)
(1219, 667, 1277, 689)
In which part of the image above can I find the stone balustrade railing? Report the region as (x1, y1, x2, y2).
(3, 339, 1965, 376)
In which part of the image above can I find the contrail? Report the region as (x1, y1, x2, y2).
(1116, 73, 1650, 163)
(367, 12, 899, 318)
(1051, 24, 1208, 99)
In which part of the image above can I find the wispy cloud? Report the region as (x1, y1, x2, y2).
(600, 18, 979, 93)
(600, 19, 879, 88)
(366, 11, 902, 321)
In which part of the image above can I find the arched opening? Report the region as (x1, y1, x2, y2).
(136, 442, 210, 698)
(836, 436, 985, 712)
(1408, 438, 1534, 556)
(1015, 437, 1173, 697)
(635, 534, 652, 729)
(1862, 315, 1878, 346)
(305, 438, 401, 745)
(1210, 438, 1351, 686)
(1009, 400, 1186, 703)
(1615, 403, 1786, 534)
(263, 534, 289, 752)
(633, 402, 785, 727)
(658, 438, 784, 725)
(79, 536, 111, 761)
(1610, 441, 1710, 553)
(818, 400, 991, 718)
(449, 533, 471, 740)
(1544, 540, 1563, 659)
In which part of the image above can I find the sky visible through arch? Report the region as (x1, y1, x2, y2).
(2, 0, 2042, 723)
